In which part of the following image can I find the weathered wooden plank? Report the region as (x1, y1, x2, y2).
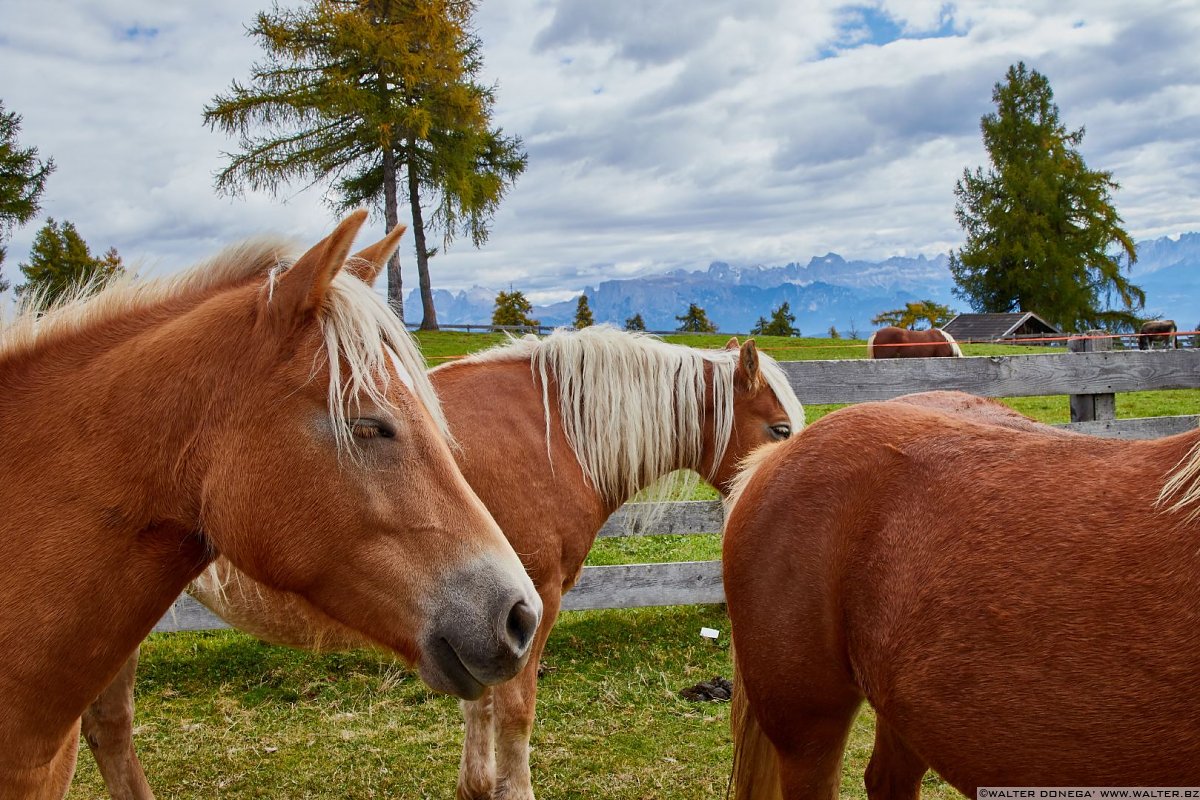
(560, 560, 724, 611)
(597, 500, 724, 538)
(155, 560, 729, 633)
(153, 595, 229, 633)
(782, 350, 1200, 405)
(1058, 415, 1199, 440)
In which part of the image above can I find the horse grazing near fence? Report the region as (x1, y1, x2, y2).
(1138, 319, 1179, 349)
(82, 323, 804, 800)
(866, 326, 962, 358)
(0, 213, 542, 799)
(725, 399, 1200, 799)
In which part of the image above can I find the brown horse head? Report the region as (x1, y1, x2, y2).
(704, 336, 805, 491)
(196, 214, 541, 697)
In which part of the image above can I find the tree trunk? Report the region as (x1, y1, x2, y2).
(381, 145, 404, 322)
(406, 141, 438, 331)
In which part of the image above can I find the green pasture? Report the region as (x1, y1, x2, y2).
(70, 331, 1197, 798)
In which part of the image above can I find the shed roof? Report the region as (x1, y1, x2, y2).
(942, 312, 1062, 341)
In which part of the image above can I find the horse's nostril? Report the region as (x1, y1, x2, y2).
(505, 599, 538, 654)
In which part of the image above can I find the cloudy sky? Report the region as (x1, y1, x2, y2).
(2, 0, 1199, 305)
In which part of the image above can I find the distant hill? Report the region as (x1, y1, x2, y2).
(409, 234, 1200, 335)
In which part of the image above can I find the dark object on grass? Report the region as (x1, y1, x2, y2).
(679, 676, 733, 702)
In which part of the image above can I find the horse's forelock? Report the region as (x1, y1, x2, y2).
(307, 271, 448, 455)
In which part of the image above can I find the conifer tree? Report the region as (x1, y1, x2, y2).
(17, 219, 124, 307)
(0, 100, 55, 290)
(624, 313, 645, 332)
(675, 303, 717, 333)
(950, 62, 1142, 332)
(573, 294, 594, 329)
(205, 0, 526, 329)
(492, 289, 539, 330)
(872, 300, 954, 330)
(750, 301, 800, 337)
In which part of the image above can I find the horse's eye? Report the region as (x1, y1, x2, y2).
(350, 418, 395, 439)
(770, 424, 791, 440)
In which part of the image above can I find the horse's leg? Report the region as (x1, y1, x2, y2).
(490, 589, 562, 800)
(865, 719, 928, 800)
(456, 689, 496, 800)
(773, 701, 860, 800)
(80, 647, 154, 800)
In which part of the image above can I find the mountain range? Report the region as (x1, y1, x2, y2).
(409, 233, 1200, 336)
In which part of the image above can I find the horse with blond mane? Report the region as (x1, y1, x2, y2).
(725, 397, 1200, 798)
(0, 213, 540, 799)
(866, 326, 962, 358)
(82, 323, 804, 799)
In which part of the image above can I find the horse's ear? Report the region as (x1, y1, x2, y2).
(346, 224, 407, 286)
(268, 210, 368, 328)
(725, 336, 740, 350)
(735, 339, 761, 390)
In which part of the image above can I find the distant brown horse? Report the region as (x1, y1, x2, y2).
(1138, 319, 1179, 349)
(866, 326, 962, 358)
(82, 324, 805, 800)
(726, 399, 1200, 798)
(0, 213, 540, 799)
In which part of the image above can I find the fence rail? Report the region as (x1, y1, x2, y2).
(154, 346, 1200, 633)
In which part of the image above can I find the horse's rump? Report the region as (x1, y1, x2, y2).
(866, 326, 961, 358)
(725, 402, 1200, 790)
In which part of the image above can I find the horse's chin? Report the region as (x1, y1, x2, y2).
(417, 637, 488, 700)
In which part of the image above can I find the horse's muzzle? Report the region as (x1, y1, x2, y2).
(417, 559, 542, 699)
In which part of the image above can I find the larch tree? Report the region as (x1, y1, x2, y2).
(0, 100, 55, 291)
(949, 62, 1142, 333)
(204, 0, 526, 328)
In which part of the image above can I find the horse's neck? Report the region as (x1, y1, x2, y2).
(0, 312, 229, 749)
(436, 354, 708, 513)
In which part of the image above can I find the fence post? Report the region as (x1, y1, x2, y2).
(1068, 330, 1115, 423)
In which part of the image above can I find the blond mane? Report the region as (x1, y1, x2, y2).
(446, 325, 803, 505)
(1, 237, 447, 451)
(1158, 440, 1200, 519)
(0, 238, 291, 362)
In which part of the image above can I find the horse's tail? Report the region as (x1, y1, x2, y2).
(865, 331, 877, 358)
(729, 663, 783, 800)
(939, 328, 963, 357)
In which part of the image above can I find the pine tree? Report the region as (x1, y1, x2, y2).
(750, 301, 799, 337)
(492, 289, 539, 330)
(17, 219, 124, 307)
(205, 0, 526, 329)
(0, 100, 55, 288)
(949, 62, 1142, 332)
(624, 313, 645, 332)
(675, 303, 717, 333)
(828, 326, 840, 339)
(573, 294, 594, 329)
(872, 300, 954, 330)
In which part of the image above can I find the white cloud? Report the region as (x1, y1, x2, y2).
(1, 0, 1199, 307)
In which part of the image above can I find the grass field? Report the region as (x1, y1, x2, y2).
(68, 331, 1198, 798)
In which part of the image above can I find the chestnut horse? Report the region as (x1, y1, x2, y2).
(82, 324, 804, 799)
(1138, 319, 1179, 349)
(725, 398, 1200, 799)
(866, 326, 962, 358)
(1, 212, 540, 799)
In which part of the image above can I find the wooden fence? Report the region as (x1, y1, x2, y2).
(153, 345, 1200, 633)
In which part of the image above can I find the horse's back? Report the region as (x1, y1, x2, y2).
(725, 402, 1200, 788)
